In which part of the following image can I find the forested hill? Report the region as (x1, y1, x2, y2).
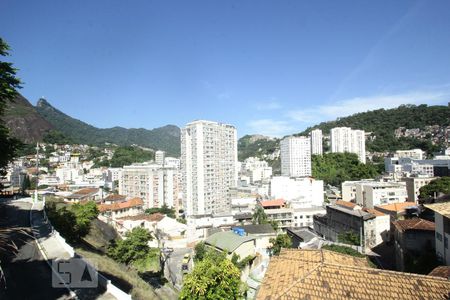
(35, 98, 181, 156)
(298, 104, 450, 153)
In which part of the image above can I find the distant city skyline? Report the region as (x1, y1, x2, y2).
(1, 0, 450, 137)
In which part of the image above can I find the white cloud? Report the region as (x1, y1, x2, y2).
(247, 119, 295, 137)
(256, 101, 282, 111)
(287, 89, 450, 124)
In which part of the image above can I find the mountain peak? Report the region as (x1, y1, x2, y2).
(36, 98, 51, 108)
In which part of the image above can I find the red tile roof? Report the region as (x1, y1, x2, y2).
(376, 202, 416, 213)
(429, 266, 450, 279)
(393, 218, 435, 232)
(336, 200, 357, 209)
(363, 208, 386, 217)
(67, 188, 99, 199)
(117, 213, 165, 222)
(260, 199, 285, 208)
(98, 197, 144, 212)
(104, 194, 126, 202)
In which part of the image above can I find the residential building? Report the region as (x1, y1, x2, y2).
(396, 149, 425, 160)
(164, 157, 180, 169)
(313, 201, 390, 249)
(342, 180, 408, 208)
(181, 120, 238, 216)
(310, 129, 323, 155)
(375, 202, 417, 221)
(393, 218, 435, 271)
(270, 176, 324, 208)
(205, 231, 256, 261)
(240, 157, 272, 184)
(233, 224, 277, 255)
(330, 127, 366, 163)
(256, 249, 450, 300)
(119, 163, 180, 209)
(280, 136, 311, 177)
(106, 168, 122, 183)
(292, 206, 326, 227)
(65, 188, 101, 203)
(285, 227, 321, 249)
(98, 197, 144, 220)
(402, 176, 436, 202)
(155, 150, 165, 165)
(425, 202, 450, 265)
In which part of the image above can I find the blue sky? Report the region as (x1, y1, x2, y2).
(1, 0, 450, 137)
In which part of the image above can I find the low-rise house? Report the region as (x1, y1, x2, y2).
(286, 227, 321, 249)
(375, 202, 417, 220)
(205, 231, 256, 262)
(65, 188, 100, 203)
(115, 213, 165, 235)
(103, 194, 127, 204)
(313, 200, 390, 250)
(98, 197, 144, 219)
(233, 224, 277, 255)
(393, 218, 435, 271)
(425, 202, 450, 265)
(256, 249, 450, 300)
(155, 216, 188, 248)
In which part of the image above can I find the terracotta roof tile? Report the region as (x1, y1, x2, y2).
(256, 249, 450, 300)
(425, 202, 450, 218)
(335, 200, 357, 209)
(67, 188, 99, 199)
(104, 194, 126, 201)
(363, 208, 386, 217)
(375, 202, 416, 213)
(393, 218, 435, 232)
(98, 197, 143, 212)
(429, 266, 450, 279)
(117, 213, 165, 222)
(260, 199, 285, 208)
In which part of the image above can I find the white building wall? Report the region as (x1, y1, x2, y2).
(280, 136, 311, 177)
(310, 129, 323, 155)
(330, 127, 366, 163)
(181, 120, 238, 216)
(270, 176, 324, 208)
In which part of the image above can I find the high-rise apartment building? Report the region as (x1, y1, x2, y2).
(119, 163, 180, 210)
(181, 120, 238, 216)
(280, 136, 311, 177)
(155, 150, 165, 165)
(330, 127, 366, 163)
(310, 129, 323, 155)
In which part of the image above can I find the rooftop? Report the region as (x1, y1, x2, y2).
(335, 200, 358, 209)
(429, 266, 450, 279)
(393, 218, 435, 232)
(235, 224, 276, 235)
(117, 213, 165, 222)
(260, 199, 285, 208)
(376, 202, 416, 213)
(98, 197, 144, 212)
(257, 249, 450, 300)
(205, 231, 255, 253)
(67, 188, 99, 199)
(104, 194, 127, 202)
(425, 202, 450, 218)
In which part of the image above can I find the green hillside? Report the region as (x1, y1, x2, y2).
(298, 104, 450, 153)
(35, 98, 181, 156)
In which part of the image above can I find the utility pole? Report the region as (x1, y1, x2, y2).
(35, 142, 39, 203)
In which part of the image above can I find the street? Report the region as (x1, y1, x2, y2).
(0, 198, 73, 300)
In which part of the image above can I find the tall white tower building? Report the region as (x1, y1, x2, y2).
(330, 127, 366, 163)
(280, 136, 311, 177)
(155, 150, 165, 165)
(310, 129, 323, 155)
(181, 120, 238, 216)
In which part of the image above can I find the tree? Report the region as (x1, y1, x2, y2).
(194, 241, 207, 262)
(419, 177, 450, 199)
(0, 38, 22, 190)
(269, 234, 292, 256)
(252, 206, 268, 225)
(337, 231, 361, 246)
(107, 227, 152, 265)
(180, 250, 245, 300)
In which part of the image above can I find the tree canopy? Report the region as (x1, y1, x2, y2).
(312, 153, 380, 187)
(0, 38, 22, 188)
(419, 177, 450, 199)
(269, 234, 292, 256)
(107, 227, 153, 265)
(94, 146, 154, 168)
(180, 249, 245, 299)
